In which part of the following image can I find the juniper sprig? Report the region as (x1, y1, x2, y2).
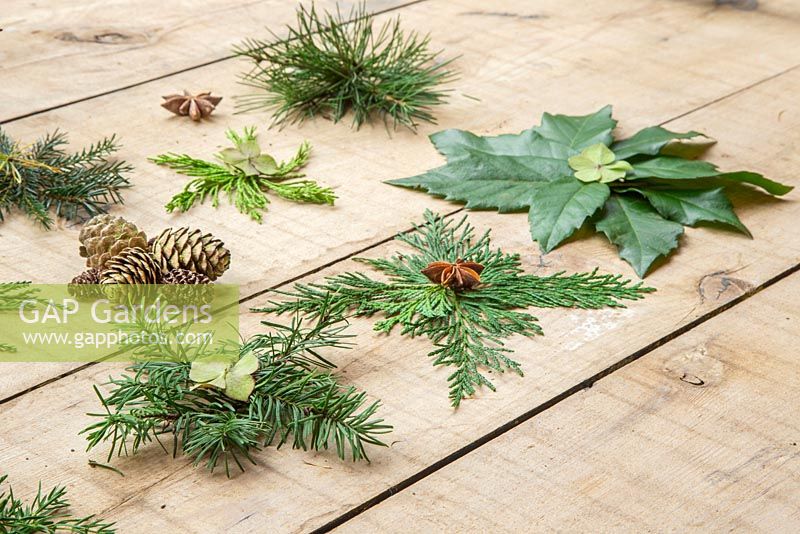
(81, 312, 390, 477)
(258, 211, 654, 407)
(234, 2, 457, 131)
(0, 474, 115, 533)
(151, 127, 335, 222)
(0, 128, 131, 229)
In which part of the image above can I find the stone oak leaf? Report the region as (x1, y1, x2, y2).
(387, 106, 793, 277)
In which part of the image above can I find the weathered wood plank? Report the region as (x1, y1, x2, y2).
(0, 0, 411, 122)
(3, 75, 800, 529)
(21, 63, 800, 531)
(336, 272, 800, 533)
(1, 0, 800, 531)
(3, 0, 800, 401)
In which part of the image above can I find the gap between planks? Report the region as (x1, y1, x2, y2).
(3, 51, 798, 408)
(0, 0, 429, 126)
(2, 62, 796, 526)
(311, 264, 800, 533)
(2, 1, 799, 529)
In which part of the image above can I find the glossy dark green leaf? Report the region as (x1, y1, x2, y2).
(596, 195, 684, 277)
(612, 126, 703, 159)
(533, 105, 616, 150)
(634, 187, 750, 235)
(529, 178, 610, 253)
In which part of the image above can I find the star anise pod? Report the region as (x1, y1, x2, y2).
(421, 259, 484, 291)
(161, 91, 222, 121)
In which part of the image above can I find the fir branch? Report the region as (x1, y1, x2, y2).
(234, 2, 457, 131)
(0, 128, 131, 229)
(258, 211, 653, 407)
(0, 474, 115, 533)
(151, 128, 334, 222)
(81, 312, 390, 477)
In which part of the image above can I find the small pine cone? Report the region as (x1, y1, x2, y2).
(79, 214, 148, 270)
(70, 268, 101, 285)
(150, 227, 230, 281)
(100, 247, 163, 285)
(162, 268, 211, 285)
(68, 268, 104, 301)
(161, 272, 214, 307)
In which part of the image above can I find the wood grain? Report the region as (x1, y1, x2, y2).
(4, 68, 800, 527)
(336, 273, 800, 533)
(3, 0, 800, 400)
(0, 0, 411, 122)
(1, 0, 799, 532)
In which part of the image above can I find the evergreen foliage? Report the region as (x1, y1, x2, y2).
(0, 128, 130, 229)
(81, 312, 390, 477)
(259, 211, 653, 406)
(234, 3, 457, 131)
(0, 474, 115, 533)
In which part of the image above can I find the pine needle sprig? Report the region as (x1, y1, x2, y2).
(0, 281, 37, 312)
(151, 127, 335, 222)
(234, 2, 458, 131)
(0, 282, 39, 354)
(258, 211, 653, 407)
(0, 474, 115, 533)
(81, 312, 390, 477)
(0, 128, 131, 229)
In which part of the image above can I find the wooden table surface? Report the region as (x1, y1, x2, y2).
(1, 0, 798, 532)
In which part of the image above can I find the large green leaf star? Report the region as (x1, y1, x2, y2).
(388, 106, 792, 277)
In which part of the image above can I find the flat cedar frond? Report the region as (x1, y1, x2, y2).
(0, 474, 115, 533)
(81, 312, 390, 477)
(0, 127, 131, 229)
(234, 2, 457, 131)
(151, 127, 334, 222)
(258, 211, 654, 407)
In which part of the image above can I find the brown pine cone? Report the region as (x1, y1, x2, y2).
(79, 214, 148, 270)
(70, 268, 101, 285)
(100, 247, 163, 285)
(150, 227, 230, 281)
(162, 268, 211, 285)
(68, 268, 104, 301)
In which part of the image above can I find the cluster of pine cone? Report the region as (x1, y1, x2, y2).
(70, 214, 230, 286)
